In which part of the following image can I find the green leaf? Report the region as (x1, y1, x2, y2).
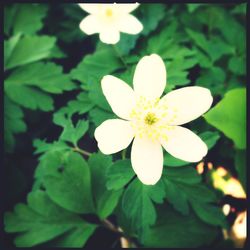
(143, 203, 220, 248)
(4, 4, 48, 36)
(33, 139, 70, 157)
(4, 96, 26, 152)
(139, 4, 165, 36)
(87, 78, 111, 112)
(164, 153, 189, 167)
(38, 151, 94, 214)
(89, 107, 115, 127)
(191, 202, 228, 228)
(63, 93, 95, 116)
(88, 153, 122, 219)
(234, 150, 246, 191)
(199, 131, 220, 150)
(4, 35, 56, 70)
(187, 4, 203, 13)
(228, 56, 246, 76)
(5, 62, 76, 94)
(53, 111, 89, 146)
(186, 29, 234, 63)
(115, 33, 139, 55)
(204, 88, 246, 149)
(162, 168, 227, 227)
(5, 84, 54, 111)
(122, 179, 165, 237)
(70, 45, 123, 85)
(106, 160, 135, 191)
(196, 67, 226, 95)
(4, 190, 96, 247)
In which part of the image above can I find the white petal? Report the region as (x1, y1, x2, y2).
(99, 29, 120, 44)
(79, 15, 101, 35)
(131, 136, 163, 185)
(133, 54, 167, 100)
(118, 14, 143, 34)
(95, 119, 134, 154)
(101, 75, 137, 120)
(160, 86, 213, 125)
(161, 126, 208, 162)
(78, 4, 100, 14)
(115, 3, 140, 13)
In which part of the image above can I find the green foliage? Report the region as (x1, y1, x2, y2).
(70, 45, 123, 85)
(4, 97, 26, 152)
(4, 35, 56, 70)
(204, 88, 246, 149)
(35, 151, 94, 214)
(163, 167, 228, 228)
(88, 153, 123, 219)
(5, 62, 75, 111)
(4, 190, 96, 247)
(122, 179, 165, 238)
(106, 160, 135, 190)
(4, 4, 48, 36)
(4, 3, 246, 248)
(143, 203, 220, 248)
(53, 111, 89, 146)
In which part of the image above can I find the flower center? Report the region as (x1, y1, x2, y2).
(105, 8, 113, 17)
(130, 96, 178, 141)
(144, 112, 158, 125)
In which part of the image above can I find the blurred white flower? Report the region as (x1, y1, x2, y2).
(95, 54, 213, 185)
(78, 3, 143, 44)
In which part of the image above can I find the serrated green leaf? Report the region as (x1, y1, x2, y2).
(4, 96, 26, 152)
(4, 190, 96, 247)
(38, 151, 94, 214)
(228, 56, 246, 75)
(70, 46, 123, 85)
(4, 4, 48, 36)
(196, 67, 226, 95)
(122, 179, 165, 238)
(64, 93, 95, 116)
(5, 84, 54, 111)
(139, 4, 165, 36)
(143, 203, 220, 248)
(53, 111, 89, 146)
(33, 139, 70, 157)
(89, 107, 115, 127)
(4, 35, 56, 70)
(5, 62, 76, 94)
(164, 153, 189, 167)
(88, 153, 122, 219)
(204, 88, 246, 149)
(106, 159, 135, 191)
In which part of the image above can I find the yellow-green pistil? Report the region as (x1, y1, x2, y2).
(144, 112, 158, 125)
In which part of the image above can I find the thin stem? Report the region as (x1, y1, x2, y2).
(113, 45, 128, 69)
(101, 219, 137, 248)
(122, 149, 126, 160)
(72, 147, 92, 157)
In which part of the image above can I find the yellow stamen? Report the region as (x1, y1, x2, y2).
(106, 9, 113, 17)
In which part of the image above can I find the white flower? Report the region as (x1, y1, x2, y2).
(95, 54, 213, 185)
(78, 3, 143, 44)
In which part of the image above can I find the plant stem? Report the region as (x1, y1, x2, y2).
(113, 45, 128, 69)
(101, 219, 136, 248)
(122, 149, 126, 160)
(72, 147, 92, 157)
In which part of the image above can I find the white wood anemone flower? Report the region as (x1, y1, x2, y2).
(78, 3, 143, 44)
(95, 54, 213, 185)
